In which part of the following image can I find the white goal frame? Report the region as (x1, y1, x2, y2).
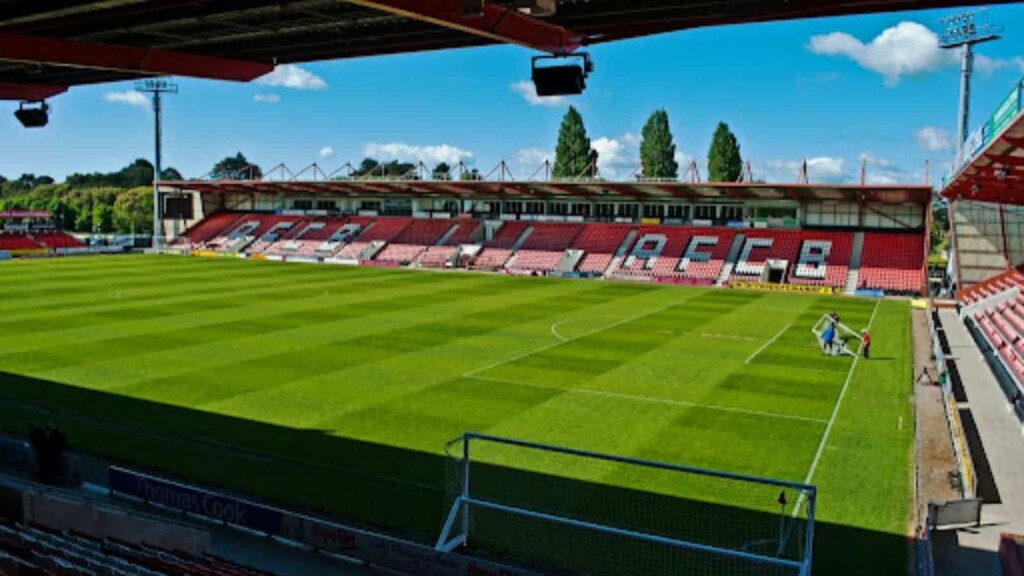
(436, 433, 816, 576)
(811, 314, 863, 357)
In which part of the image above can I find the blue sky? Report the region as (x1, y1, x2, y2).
(3, 4, 1024, 186)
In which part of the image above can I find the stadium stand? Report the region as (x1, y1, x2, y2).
(417, 246, 459, 268)
(392, 219, 452, 246)
(508, 250, 565, 273)
(731, 230, 853, 288)
(471, 221, 529, 270)
(0, 233, 42, 251)
(31, 232, 84, 249)
(486, 221, 530, 248)
(857, 232, 925, 293)
(611, 226, 737, 283)
(472, 248, 514, 270)
(336, 241, 370, 260)
(168, 211, 928, 294)
(572, 224, 633, 274)
(440, 220, 483, 246)
(354, 218, 412, 242)
(613, 226, 692, 278)
(178, 212, 243, 245)
(519, 223, 583, 251)
(0, 521, 271, 576)
(376, 243, 427, 263)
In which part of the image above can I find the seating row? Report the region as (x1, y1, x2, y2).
(0, 232, 83, 251)
(0, 521, 269, 576)
(177, 212, 926, 292)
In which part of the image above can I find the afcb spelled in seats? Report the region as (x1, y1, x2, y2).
(614, 227, 735, 283)
(729, 230, 853, 288)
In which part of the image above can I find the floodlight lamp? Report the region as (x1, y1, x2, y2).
(14, 100, 49, 128)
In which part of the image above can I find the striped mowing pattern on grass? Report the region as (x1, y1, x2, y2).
(0, 255, 913, 575)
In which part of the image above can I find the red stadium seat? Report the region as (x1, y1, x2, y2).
(486, 221, 530, 248)
(519, 223, 583, 251)
(442, 220, 483, 245)
(0, 233, 43, 250)
(31, 232, 84, 249)
(858, 233, 925, 293)
(392, 219, 453, 246)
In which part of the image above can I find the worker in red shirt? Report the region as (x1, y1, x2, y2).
(861, 329, 871, 359)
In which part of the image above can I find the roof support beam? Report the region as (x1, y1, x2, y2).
(0, 82, 67, 100)
(342, 1, 585, 54)
(0, 32, 274, 81)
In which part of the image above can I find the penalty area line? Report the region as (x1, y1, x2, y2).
(792, 300, 881, 517)
(744, 322, 794, 365)
(464, 374, 828, 425)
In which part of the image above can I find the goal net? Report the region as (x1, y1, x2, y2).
(811, 314, 863, 357)
(437, 433, 816, 576)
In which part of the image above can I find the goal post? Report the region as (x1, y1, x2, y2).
(811, 314, 863, 357)
(437, 433, 816, 576)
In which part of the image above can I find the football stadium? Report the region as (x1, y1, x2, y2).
(1, 2, 1024, 576)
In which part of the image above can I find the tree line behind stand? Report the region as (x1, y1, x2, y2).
(552, 106, 743, 182)
(0, 159, 183, 236)
(0, 113, 744, 235)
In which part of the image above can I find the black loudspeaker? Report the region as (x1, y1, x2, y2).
(15, 103, 49, 128)
(532, 64, 585, 96)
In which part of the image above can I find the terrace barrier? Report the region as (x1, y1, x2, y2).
(109, 466, 537, 576)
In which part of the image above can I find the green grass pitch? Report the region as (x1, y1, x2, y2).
(0, 255, 914, 574)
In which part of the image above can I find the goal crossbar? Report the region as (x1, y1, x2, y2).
(436, 432, 817, 575)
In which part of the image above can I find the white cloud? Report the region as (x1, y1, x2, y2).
(975, 55, 1024, 75)
(808, 21, 955, 86)
(510, 80, 567, 107)
(592, 136, 639, 179)
(674, 150, 694, 169)
(762, 157, 847, 183)
(103, 91, 148, 108)
(364, 142, 474, 166)
(319, 146, 335, 159)
(516, 148, 553, 167)
(858, 153, 912, 185)
(256, 64, 327, 90)
(914, 126, 952, 151)
(253, 93, 280, 103)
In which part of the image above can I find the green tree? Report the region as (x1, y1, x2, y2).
(382, 161, 416, 178)
(212, 153, 261, 180)
(460, 168, 483, 181)
(92, 204, 114, 232)
(433, 162, 452, 181)
(160, 167, 183, 181)
(639, 109, 678, 179)
(355, 158, 380, 177)
(114, 187, 154, 234)
(707, 122, 743, 182)
(553, 106, 598, 179)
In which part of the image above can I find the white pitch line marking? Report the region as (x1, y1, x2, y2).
(701, 332, 759, 342)
(792, 300, 881, 517)
(745, 322, 794, 365)
(549, 319, 572, 342)
(465, 374, 828, 425)
(465, 299, 684, 378)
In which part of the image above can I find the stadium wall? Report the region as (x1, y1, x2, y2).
(950, 201, 1024, 289)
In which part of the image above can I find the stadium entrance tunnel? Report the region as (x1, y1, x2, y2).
(0, 370, 937, 576)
